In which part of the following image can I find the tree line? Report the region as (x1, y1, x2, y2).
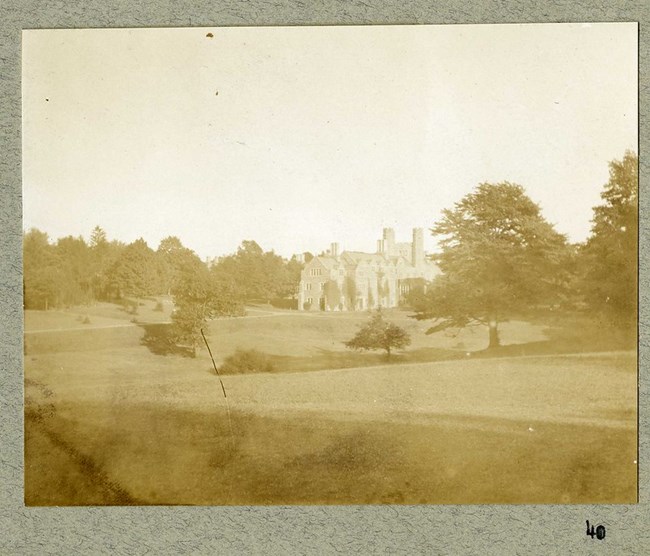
(23, 230, 304, 312)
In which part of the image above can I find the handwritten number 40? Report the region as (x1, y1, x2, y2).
(586, 521, 606, 540)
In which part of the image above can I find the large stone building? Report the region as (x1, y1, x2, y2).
(298, 228, 439, 311)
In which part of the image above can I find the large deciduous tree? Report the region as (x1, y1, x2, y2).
(157, 235, 204, 295)
(24, 229, 99, 309)
(171, 253, 245, 357)
(54, 235, 94, 307)
(580, 151, 638, 329)
(412, 182, 570, 349)
(211, 240, 302, 302)
(106, 238, 163, 299)
(23, 229, 60, 310)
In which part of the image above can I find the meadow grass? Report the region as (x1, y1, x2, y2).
(24, 303, 637, 505)
(26, 400, 636, 505)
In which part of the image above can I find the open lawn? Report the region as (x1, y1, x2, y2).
(24, 304, 637, 505)
(25, 300, 549, 358)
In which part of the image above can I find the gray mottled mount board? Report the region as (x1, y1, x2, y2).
(2, 1, 649, 554)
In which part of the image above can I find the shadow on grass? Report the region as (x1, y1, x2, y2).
(226, 346, 466, 375)
(471, 340, 580, 360)
(142, 315, 636, 372)
(219, 341, 569, 375)
(221, 332, 636, 375)
(139, 323, 194, 357)
(475, 325, 636, 360)
(25, 399, 637, 505)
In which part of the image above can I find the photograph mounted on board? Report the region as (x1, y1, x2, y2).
(22, 24, 638, 505)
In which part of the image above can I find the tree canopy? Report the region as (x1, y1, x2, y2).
(580, 151, 638, 329)
(170, 260, 244, 357)
(106, 238, 164, 299)
(24, 226, 132, 309)
(345, 308, 411, 357)
(411, 182, 570, 348)
(163, 238, 245, 356)
(23, 229, 61, 310)
(23, 227, 300, 321)
(210, 240, 302, 302)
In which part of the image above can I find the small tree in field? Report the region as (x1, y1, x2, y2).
(345, 308, 411, 358)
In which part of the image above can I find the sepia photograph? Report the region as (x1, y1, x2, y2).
(22, 23, 638, 505)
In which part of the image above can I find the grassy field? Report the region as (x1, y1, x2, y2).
(24, 301, 637, 505)
(25, 299, 551, 369)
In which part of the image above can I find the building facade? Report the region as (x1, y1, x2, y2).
(298, 228, 439, 311)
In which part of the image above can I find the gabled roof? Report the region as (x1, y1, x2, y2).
(340, 251, 390, 265)
(316, 256, 340, 270)
(303, 255, 342, 272)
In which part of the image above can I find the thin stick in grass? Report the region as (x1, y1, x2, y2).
(200, 328, 235, 452)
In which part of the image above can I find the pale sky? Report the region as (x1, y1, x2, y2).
(22, 24, 637, 259)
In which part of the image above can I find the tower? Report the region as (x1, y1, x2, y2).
(382, 228, 395, 257)
(411, 228, 424, 266)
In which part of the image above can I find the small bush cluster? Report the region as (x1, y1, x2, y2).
(153, 301, 164, 312)
(270, 298, 298, 310)
(119, 298, 139, 315)
(219, 349, 276, 374)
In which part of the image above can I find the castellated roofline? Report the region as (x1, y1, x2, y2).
(309, 227, 428, 263)
(298, 227, 438, 312)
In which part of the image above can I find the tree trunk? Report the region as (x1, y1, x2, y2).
(488, 320, 500, 349)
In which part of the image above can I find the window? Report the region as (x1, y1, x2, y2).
(305, 283, 312, 291)
(309, 268, 322, 277)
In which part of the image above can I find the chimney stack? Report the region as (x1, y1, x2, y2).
(330, 242, 339, 257)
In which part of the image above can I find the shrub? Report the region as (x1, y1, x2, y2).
(82, 316, 91, 325)
(270, 298, 298, 310)
(120, 298, 139, 314)
(219, 349, 276, 374)
(153, 301, 164, 312)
